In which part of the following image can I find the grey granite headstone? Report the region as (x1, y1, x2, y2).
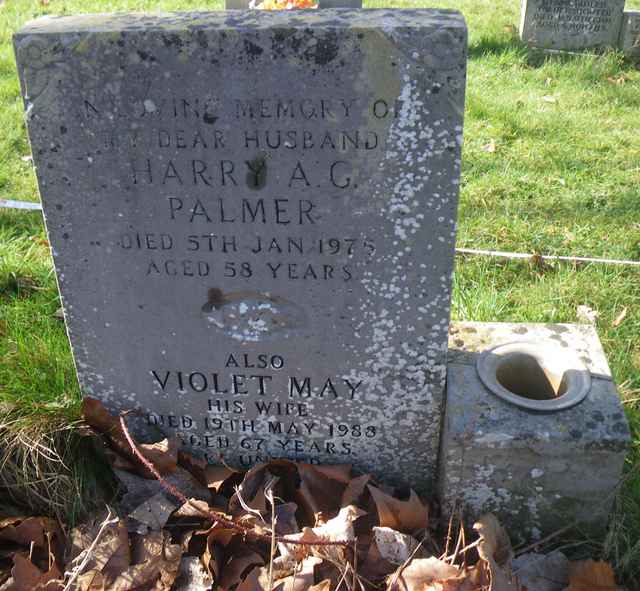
(619, 10, 640, 57)
(14, 9, 467, 492)
(226, 0, 362, 8)
(519, 0, 624, 50)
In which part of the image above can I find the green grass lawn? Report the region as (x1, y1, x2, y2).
(1, 0, 640, 581)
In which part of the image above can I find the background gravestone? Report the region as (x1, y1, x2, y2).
(619, 10, 640, 57)
(519, 0, 625, 50)
(14, 9, 467, 492)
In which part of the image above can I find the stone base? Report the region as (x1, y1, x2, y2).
(439, 322, 630, 544)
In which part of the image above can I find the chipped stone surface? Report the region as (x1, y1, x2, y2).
(15, 10, 467, 493)
(115, 468, 210, 515)
(519, 0, 625, 50)
(372, 527, 422, 564)
(174, 556, 214, 591)
(440, 322, 630, 544)
(513, 551, 569, 591)
(127, 491, 179, 533)
(619, 10, 640, 57)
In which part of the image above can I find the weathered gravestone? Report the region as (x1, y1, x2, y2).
(519, 0, 625, 51)
(14, 10, 467, 492)
(619, 10, 640, 57)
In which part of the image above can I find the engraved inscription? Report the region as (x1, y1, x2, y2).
(532, 0, 615, 33)
(73, 91, 396, 460)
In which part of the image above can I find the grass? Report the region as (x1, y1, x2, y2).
(1, 0, 640, 580)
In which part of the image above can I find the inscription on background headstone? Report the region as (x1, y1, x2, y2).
(15, 10, 467, 491)
(619, 10, 640, 57)
(520, 0, 624, 50)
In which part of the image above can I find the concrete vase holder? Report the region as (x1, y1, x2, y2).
(476, 341, 591, 412)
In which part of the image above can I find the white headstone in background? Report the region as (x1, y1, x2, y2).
(619, 10, 640, 57)
(519, 0, 625, 51)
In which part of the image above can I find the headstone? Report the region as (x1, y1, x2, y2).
(14, 9, 467, 492)
(519, 0, 625, 51)
(619, 10, 640, 57)
(226, 0, 362, 8)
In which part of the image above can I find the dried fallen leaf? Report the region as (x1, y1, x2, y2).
(229, 462, 291, 516)
(361, 526, 423, 582)
(612, 307, 628, 328)
(368, 485, 428, 534)
(173, 499, 212, 520)
(296, 463, 350, 522)
(237, 557, 321, 591)
(308, 581, 332, 591)
(108, 530, 182, 591)
(388, 556, 460, 591)
(69, 517, 130, 588)
(8, 553, 63, 591)
(482, 139, 497, 153)
(82, 398, 179, 477)
(308, 504, 364, 542)
(272, 502, 299, 536)
(114, 467, 210, 515)
(172, 556, 213, 591)
(273, 556, 322, 591)
(566, 559, 617, 591)
(541, 95, 557, 103)
(473, 515, 516, 591)
(606, 74, 629, 85)
(0, 517, 61, 550)
(0, 516, 65, 575)
(474, 514, 511, 567)
(205, 466, 240, 493)
(127, 492, 178, 532)
(340, 473, 370, 507)
(217, 548, 264, 590)
(176, 450, 208, 484)
(202, 525, 237, 582)
(456, 563, 491, 591)
(372, 527, 421, 565)
(278, 505, 362, 566)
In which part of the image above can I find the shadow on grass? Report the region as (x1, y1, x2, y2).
(468, 34, 528, 59)
(0, 209, 44, 237)
(468, 34, 619, 69)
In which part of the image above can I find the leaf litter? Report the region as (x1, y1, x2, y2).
(0, 398, 621, 590)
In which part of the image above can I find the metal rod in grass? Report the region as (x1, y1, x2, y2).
(456, 247, 640, 268)
(118, 413, 350, 548)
